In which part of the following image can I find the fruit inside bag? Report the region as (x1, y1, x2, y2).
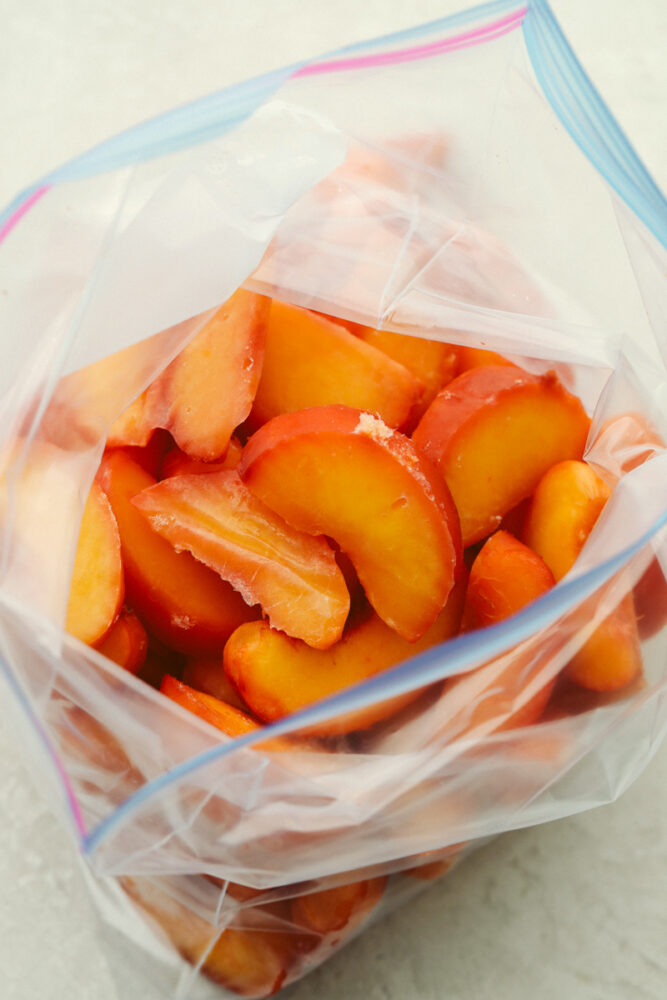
(0, 3, 666, 998)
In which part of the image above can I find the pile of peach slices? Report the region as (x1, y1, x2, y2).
(66, 289, 649, 745)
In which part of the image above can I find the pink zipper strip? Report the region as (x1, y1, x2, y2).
(0, 185, 50, 246)
(293, 6, 527, 78)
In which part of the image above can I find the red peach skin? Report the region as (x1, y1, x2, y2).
(412, 365, 590, 546)
(239, 405, 461, 642)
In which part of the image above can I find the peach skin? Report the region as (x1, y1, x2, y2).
(132, 470, 349, 649)
(223, 579, 466, 737)
(99, 450, 257, 655)
(94, 608, 148, 674)
(239, 405, 462, 642)
(65, 482, 124, 646)
(522, 459, 642, 691)
(249, 300, 421, 431)
(412, 365, 590, 546)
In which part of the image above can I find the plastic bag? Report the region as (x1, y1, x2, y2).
(0, 1, 665, 996)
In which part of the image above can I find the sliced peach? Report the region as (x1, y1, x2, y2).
(146, 290, 269, 460)
(521, 459, 642, 692)
(291, 877, 386, 936)
(249, 301, 421, 431)
(353, 326, 458, 420)
(108, 429, 173, 479)
(239, 405, 461, 641)
(565, 593, 642, 692)
(121, 876, 292, 997)
(133, 471, 349, 649)
(522, 460, 611, 582)
(160, 437, 243, 478)
(462, 530, 555, 631)
(65, 482, 124, 645)
(224, 580, 465, 736)
(633, 556, 667, 640)
(107, 391, 153, 448)
(94, 608, 148, 674)
(412, 365, 590, 546)
(182, 655, 248, 710)
(161, 675, 261, 739)
(99, 450, 257, 654)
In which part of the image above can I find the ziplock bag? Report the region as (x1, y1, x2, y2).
(0, 1, 666, 996)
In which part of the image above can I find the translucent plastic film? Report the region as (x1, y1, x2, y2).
(0, 2, 665, 998)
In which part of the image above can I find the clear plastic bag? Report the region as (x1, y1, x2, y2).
(0, 1, 665, 996)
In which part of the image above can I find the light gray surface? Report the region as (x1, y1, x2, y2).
(0, 2, 665, 998)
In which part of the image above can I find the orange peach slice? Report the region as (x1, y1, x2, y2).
(239, 405, 461, 641)
(161, 675, 261, 739)
(456, 345, 515, 372)
(353, 327, 458, 420)
(107, 391, 153, 448)
(412, 365, 590, 546)
(65, 482, 124, 645)
(522, 460, 611, 582)
(224, 581, 465, 736)
(121, 876, 292, 997)
(133, 471, 349, 649)
(291, 877, 386, 936)
(250, 301, 421, 430)
(462, 530, 555, 631)
(95, 608, 148, 674)
(522, 460, 642, 691)
(160, 437, 243, 478)
(99, 450, 257, 654)
(147, 290, 269, 460)
(182, 655, 248, 710)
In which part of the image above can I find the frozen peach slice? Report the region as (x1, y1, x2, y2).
(250, 301, 421, 430)
(522, 460, 641, 691)
(65, 482, 124, 645)
(107, 391, 153, 448)
(133, 471, 349, 649)
(566, 593, 642, 691)
(353, 327, 458, 419)
(291, 877, 386, 936)
(462, 530, 555, 631)
(522, 460, 611, 582)
(456, 345, 515, 372)
(99, 450, 256, 655)
(161, 675, 261, 739)
(239, 405, 461, 641)
(95, 608, 148, 674)
(160, 437, 243, 478)
(413, 365, 590, 546)
(121, 876, 292, 997)
(147, 289, 269, 460)
(183, 655, 248, 710)
(224, 583, 465, 736)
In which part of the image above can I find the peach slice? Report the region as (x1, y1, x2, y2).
(99, 450, 257, 654)
(182, 655, 248, 710)
(107, 391, 153, 448)
(462, 530, 555, 631)
(456, 345, 515, 372)
(161, 675, 261, 739)
(121, 876, 293, 997)
(291, 877, 386, 936)
(412, 365, 590, 546)
(147, 290, 269, 460)
(65, 482, 124, 645)
(522, 460, 611, 582)
(133, 471, 349, 649)
(239, 405, 461, 641)
(522, 460, 642, 691)
(160, 437, 243, 478)
(353, 326, 458, 420)
(95, 608, 148, 674)
(250, 301, 421, 431)
(224, 580, 465, 736)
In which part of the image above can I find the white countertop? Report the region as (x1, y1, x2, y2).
(0, 2, 665, 998)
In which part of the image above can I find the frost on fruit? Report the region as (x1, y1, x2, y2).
(354, 412, 393, 441)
